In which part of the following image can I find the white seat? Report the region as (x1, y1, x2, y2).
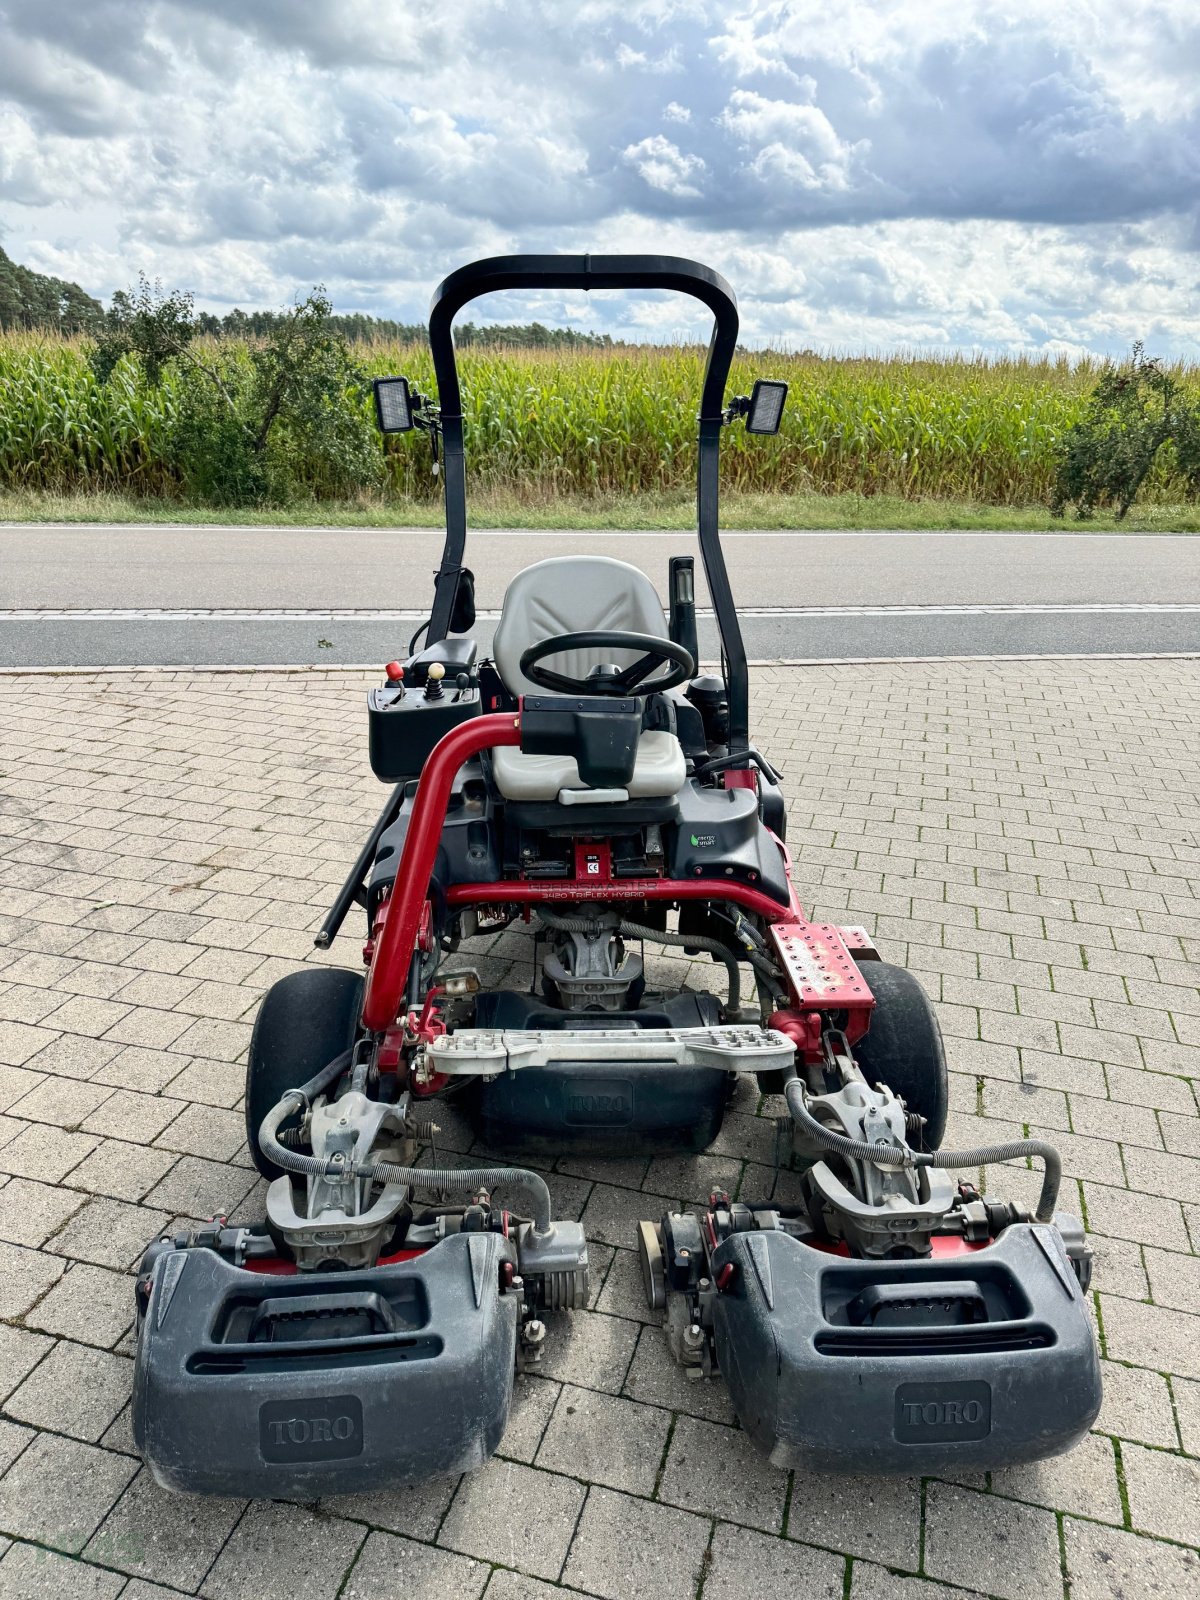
(490, 555, 685, 803)
(491, 729, 686, 802)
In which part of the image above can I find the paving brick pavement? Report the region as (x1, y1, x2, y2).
(0, 659, 1196, 1599)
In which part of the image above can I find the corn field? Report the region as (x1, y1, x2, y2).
(2, 329, 1197, 505)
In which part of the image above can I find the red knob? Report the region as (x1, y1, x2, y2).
(384, 661, 405, 682)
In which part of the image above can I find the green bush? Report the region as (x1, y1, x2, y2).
(87, 280, 381, 505)
(246, 295, 382, 502)
(90, 275, 196, 387)
(1052, 344, 1200, 519)
(171, 352, 266, 505)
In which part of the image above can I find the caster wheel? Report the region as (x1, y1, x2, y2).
(244, 967, 364, 1180)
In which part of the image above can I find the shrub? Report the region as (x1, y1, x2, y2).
(171, 350, 266, 505)
(87, 280, 382, 504)
(1051, 344, 1200, 519)
(247, 293, 383, 501)
(90, 275, 197, 387)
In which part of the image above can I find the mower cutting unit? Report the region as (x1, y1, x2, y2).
(133, 255, 1100, 1496)
(637, 1030, 1099, 1474)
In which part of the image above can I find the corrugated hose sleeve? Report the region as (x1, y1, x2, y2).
(784, 1078, 1061, 1222)
(257, 1098, 555, 1233)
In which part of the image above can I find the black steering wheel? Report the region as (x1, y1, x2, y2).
(520, 631, 695, 696)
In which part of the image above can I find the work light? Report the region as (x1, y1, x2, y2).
(744, 379, 788, 435)
(373, 376, 414, 433)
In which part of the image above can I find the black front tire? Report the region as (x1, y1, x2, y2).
(852, 960, 948, 1150)
(244, 967, 364, 1181)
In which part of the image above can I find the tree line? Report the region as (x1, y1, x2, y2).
(0, 247, 103, 333)
(0, 247, 611, 348)
(194, 309, 612, 348)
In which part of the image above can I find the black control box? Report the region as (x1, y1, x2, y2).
(367, 683, 481, 782)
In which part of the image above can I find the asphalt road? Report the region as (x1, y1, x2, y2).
(2, 523, 1199, 665)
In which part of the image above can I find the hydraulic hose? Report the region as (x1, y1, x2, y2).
(258, 1095, 555, 1234)
(366, 1159, 554, 1235)
(924, 1141, 1062, 1224)
(784, 1078, 1062, 1222)
(268, 1048, 354, 1148)
(536, 908, 741, 1014)
(297, 1048, 352, 1102)
(785, 1079, 912, 1170)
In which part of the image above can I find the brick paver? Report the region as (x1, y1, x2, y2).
(0, 660, 1197, 1598)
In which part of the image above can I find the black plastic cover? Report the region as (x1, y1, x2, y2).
(710, 1223, 1101, 1474)
(520, 695, 641, 790)
(669, 783, 790, 903)
(685, 674, 730, 745)
(472, 1058, 732, 1157)
(368, 765, 499, 918)
(133, 1234, 516, 1496)
(406, 636, 479, 688)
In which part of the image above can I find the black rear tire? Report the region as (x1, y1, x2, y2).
(852, 960, 948, 1150)
(245, 967, 364, 1181)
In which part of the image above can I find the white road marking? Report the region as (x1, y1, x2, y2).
(2, 523, 1198, 541)
(4, 604, 1199, 622)
(4, 651, 1197, 677)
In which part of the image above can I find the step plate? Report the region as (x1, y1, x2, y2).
(429, 1024, 795, 1077)
(770, 922, 876, 1009)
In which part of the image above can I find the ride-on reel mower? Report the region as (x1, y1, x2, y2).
(132, 255, 1100, 1496)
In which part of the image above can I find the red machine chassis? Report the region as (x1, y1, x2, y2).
(360, 710, 875, 1052)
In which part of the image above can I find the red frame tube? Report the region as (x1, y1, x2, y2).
(361, 713, 520, 1031)
(447, 877, 796, 922)
(361, 709, 811, 1030)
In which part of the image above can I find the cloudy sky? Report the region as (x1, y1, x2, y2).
(2, 0, 1199, 355)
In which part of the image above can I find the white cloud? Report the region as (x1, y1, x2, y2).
(622, 134, 706, 198)
(719, 89, 860, 191)
(0, 0, 1198, 355)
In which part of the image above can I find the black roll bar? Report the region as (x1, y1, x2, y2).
(424, 254, 751, 756)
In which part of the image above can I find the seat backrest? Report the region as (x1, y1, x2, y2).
(492, 555, 669, 696)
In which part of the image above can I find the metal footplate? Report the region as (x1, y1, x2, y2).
(133, 1234, 518, 1497)
(428, 1024, 796, 1076)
